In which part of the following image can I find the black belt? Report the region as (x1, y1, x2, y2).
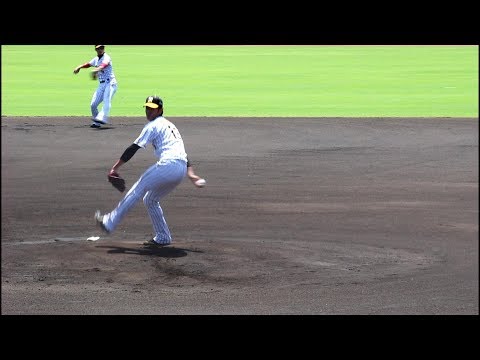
(100, 79, 110, 83)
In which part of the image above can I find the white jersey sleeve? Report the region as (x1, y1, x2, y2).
(88, 56, 99, 67)
(134, 124, 154, 149)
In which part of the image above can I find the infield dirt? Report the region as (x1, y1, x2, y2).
(1, 116, 478, 314)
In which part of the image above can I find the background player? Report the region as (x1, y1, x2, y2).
(73, 45, 118, 128)
(95, 95, 206, 246)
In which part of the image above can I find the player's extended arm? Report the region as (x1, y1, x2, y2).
(186, 159, 206, 188)
(187, 166, 201, 183)
(111, 143, 141, 173)
(73, 62, 91, 74)
(90, 62, 108, 76)
(106, 144, 141, 192)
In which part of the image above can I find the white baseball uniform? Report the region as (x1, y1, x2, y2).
(101, 115, 188, 244)
(88, 52, 117, 124)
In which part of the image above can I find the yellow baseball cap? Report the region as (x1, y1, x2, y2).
(144, 95, 163, 109)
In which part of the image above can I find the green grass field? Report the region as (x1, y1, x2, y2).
(1, 45, 478, 117)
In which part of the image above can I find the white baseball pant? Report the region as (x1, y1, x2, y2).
(102, 159, 187, 243)
(91, 82, 117, 123)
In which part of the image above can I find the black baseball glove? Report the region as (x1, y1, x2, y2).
(108, 170, 126, 192)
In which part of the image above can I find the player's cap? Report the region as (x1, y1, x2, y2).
(144, 95, 163, 109)
(95, 45, 105, 49)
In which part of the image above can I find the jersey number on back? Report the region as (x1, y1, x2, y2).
(168, 125, 182, 140)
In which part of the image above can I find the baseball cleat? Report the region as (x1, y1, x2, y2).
(143, 239, 170, 247)
(90, 123, 101, 128)
(95, 210, 110, 234)
(93, 118, 107, 125)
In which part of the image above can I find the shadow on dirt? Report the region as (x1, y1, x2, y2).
(95, 245, 203, 258)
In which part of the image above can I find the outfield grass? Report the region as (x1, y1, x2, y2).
(1, 45, 478, 117)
